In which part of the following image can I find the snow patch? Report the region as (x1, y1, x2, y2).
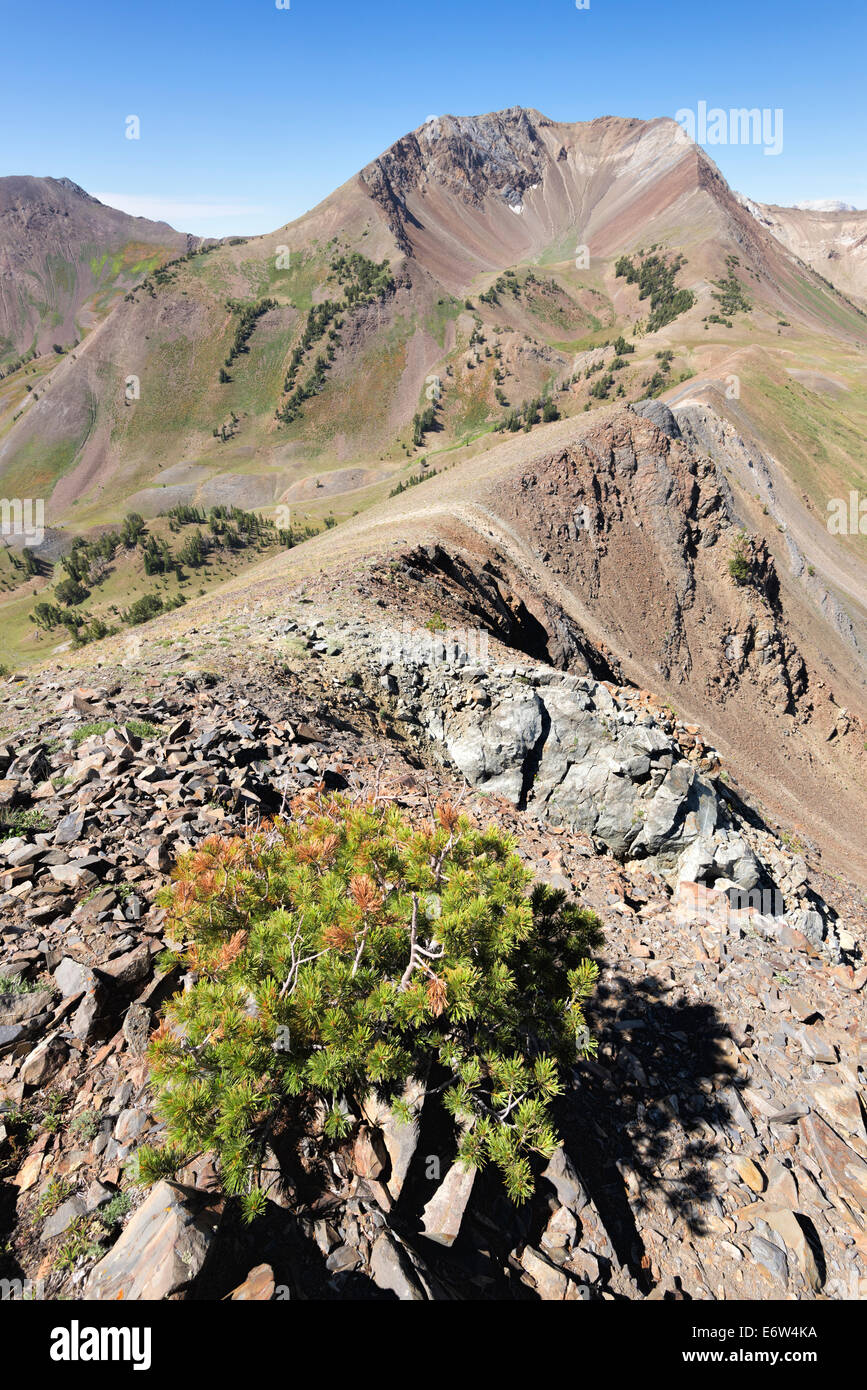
(794, 199, 857, 212)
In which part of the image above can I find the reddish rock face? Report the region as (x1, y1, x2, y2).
(802, 1112, 867, 1217)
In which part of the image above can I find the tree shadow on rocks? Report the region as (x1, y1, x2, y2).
(0, 1178, 27, 1290)
(191, 1195, 400, 1301)
(556, 966, 736, 1289)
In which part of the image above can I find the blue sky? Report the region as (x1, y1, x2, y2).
(1, 0, 864, 236)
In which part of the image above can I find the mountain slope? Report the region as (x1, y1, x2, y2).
(1, 108, 866, 773)
(2, 597, 865, 1305)
(3, 115, 867, 1317)
(165, 398, 866, 879)
(2, 111, 865, 536)
(739, 193, 867, 305)
(0, 175, 195, 365)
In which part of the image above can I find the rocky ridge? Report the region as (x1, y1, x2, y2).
(366, 627, 846, 959)
(0, 598, 865, 1302)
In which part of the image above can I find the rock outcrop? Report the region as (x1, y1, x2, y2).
(0, 594, 863, 1303)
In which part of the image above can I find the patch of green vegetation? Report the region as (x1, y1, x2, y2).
(779, 829, 806, 854)
(710, 255, 752, 321)
(69, 1111, 99, 1142)
(0, 430, 92, 500)
(123, 592, 186, 626)
(423, 296, 462, 347)
(517, 271, 586, 332)
(222, 298, 278, 376)
(498, 393, 560, 431)
(641, 349, 676, 398)
(143, 797, 603, 1214)
(37, 1176, 74, 1220)
(784, 263, 867, 337)
(728, 531, 754, 586)
(0, 973, 43, 995)
(589, 372, 615, 401)
(25, 503, 298, 658)
(276, 253, 395, 425)
(71, 718, 162, 744)
(614, 251, 695, 332)
(747, 369, 867, 511)
(0, 807, 53, 834)
(412, 402, 438, 447)
(389, 465, 439, 498)
(43, 252, 77, 298)
(53, 1217, 104, 1272)
(40, 1091, 68, 1134)
(236, 245, 319, 307)
(99, 1191, 132, 1227)
(479, 270, 520, 307)
(0, 1104, 34, 1176)
(129, 1144, 186, 1187)
(0, 344, 39, 376)
(331, 252, 394, 304)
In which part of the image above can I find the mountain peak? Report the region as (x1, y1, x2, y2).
(362, 105, 550, 215)
(52, 175, 99, 202)
(357, 108, 725, 270)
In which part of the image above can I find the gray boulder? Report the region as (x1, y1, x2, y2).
(84, 1181, 223, 1300)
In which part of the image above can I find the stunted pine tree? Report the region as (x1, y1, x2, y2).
(141, 794, 602, 1220)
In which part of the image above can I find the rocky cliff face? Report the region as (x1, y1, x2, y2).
(487, 403, 809, 713)
(354, 105, 822, 304)
(361, 107, 550, 249)
(346, 615, 843, 959)
(675, 401, 867, 672)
